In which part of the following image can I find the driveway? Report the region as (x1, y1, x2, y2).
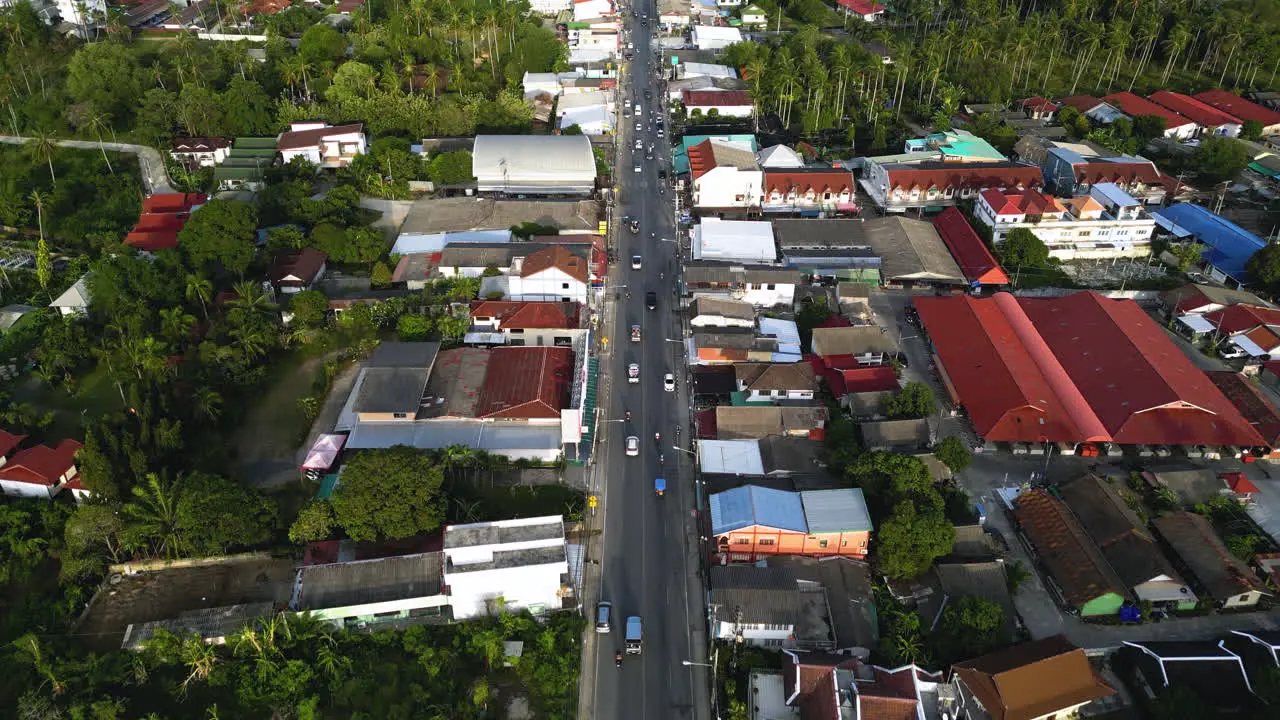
(0, 134, 176, 194)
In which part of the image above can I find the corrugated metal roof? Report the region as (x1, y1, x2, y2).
(710, 485, 806, 534)
(700, 439, 766, 475)
(800, 489, 872, 533)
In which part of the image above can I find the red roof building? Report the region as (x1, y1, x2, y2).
(914, 292, 1263, 447)
(0, 438, 83, 499)
(1100, 92, 1196, 133)
(1057, 95, 1104, 113)
(1148, 90, 1241, 130)
(838, 366, 901, 393)
(1203, 304, 1280, 356)
(763, 170, 854, 198)
(1194, 90, 1280, 134)
(475, 346, 574, 420)
(836, 0, 886, 16)
(932, 207, 1009, 285)
(1206, 371, 1280, 450)
(0, 429, 27, 458)
(681, 90, 754, 110)
(469, 301, 580, 330)
(520, 245, 589, 283)
(874, 162, 1044, 205)
(979, 188, 1067, 217)
(781, 651, 941, 720)
(1022, 96, 1059, 119)
(268, 248, 328, 291)
(126, 193, 208, 252)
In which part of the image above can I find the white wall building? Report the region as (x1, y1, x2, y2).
(573, 0, 614, 21)
(693, 166, 763, 210)
(685, 264, 799, 308)
(678, 62, 739, 80)
(478, 246, 591, 304)
(55, 0, 106, 32)
(444, 516, 571, 619)
(529, 0, 572, 13)
(277, 122, 368, 169)
(692, 25, 742, 51)
(693, 218, 777, 263)
(974, 182, 1156, 261)
(472, 135, 596, 196)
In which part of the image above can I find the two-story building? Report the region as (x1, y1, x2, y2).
(684, 263, 800, 308)
(710, 485, 874, 562)
(1040, 145, 1165, 202)
(761, 169, 857, 215)
(170, 137, 230, 168)
(951, 635, 1116, 720)
(974, 182, 1156, 260)
(1149, 90, 1242, 138)
(443, 515, 573, 618)
(277, 122, 368, 168)
(692, 219, 777, 263)
(859, 160, 1045, 213)
(467, 300, 583, 347)
(688, 139, 762, 213)
(0, 431, 86, 501)
(477, 246, 591, 304)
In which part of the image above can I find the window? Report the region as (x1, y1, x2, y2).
(841, 539, 848, 547)
(510, 328, 524, 334)
(393, 412, 408, 419)
(818, 539, 829, 548)
(734, 538, 751, 545)
(561, 283, 570, 289)
(758, 538, 775, 546)
(766, 284, 775, 290)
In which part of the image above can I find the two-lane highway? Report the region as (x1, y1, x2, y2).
(589, 4, 711, 719)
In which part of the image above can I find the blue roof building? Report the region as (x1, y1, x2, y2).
(1153, 204, 1267, 286)
(709, 485, 873, 558)
(711, 486, 806, 535)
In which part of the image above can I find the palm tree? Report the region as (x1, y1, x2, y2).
(159, 307, 195, 346)
(27, 130, 58, 184)
(179, 636, 219, 692)
(185, 274, 212, 320)
(229, 279, 274, 315)
(193, 387, 223, 423)
(82, 112, 115, 174)
(29, 190, 50, 296)
(124, 473, 186, 559)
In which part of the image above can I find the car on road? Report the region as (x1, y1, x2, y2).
(631, 324, 641, 341)
(645, 291, 657, 310)
(625, 436, 639, 456)
(631, 255, 642, 269)
(628, 362, 640, 383)
(634, 165, 641, 173)
(656, 128, 664, 137)
(658, 169, 667, 179)
(635, 122, 641, 131)
(663, 373, 676, 392)
(595, 602, 612, 632)
(643, 89, 651, 99)
(634, 139, 642, 149)
(628, 218, 640, 233)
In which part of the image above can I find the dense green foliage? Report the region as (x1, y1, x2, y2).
(842, 452, 956, 579)
(998, 228, 1052, 269)
(326, 446, 447, 541)
(884, 382, 937, 420)
(934, 435, 972, 474)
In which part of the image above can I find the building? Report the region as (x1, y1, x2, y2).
(691, 24, 742, 51)
(932, 208, 1010, 286)
(443, 515, 572, 618)
(757, 144, 805, 169)
(0, 433, 85, 501)
(123, 602, 276, 649)
(1100, 92, 1198, 138)
(1201, 303, 1280, 360)
(687, 139, 762, 212)
(1058, 94, 1131, 124)
(467, 301, 582, 346)
(713, 406, 828, 440)
(860, 160, 1044, 212)
(772, 219, 878, 277)
(692, 219, 776, 263)
(1152, 512, 1266, 609)
(268, 248, 327, 295)
(277, 122, 367, 168)
(291, 552, 449, 627)
(213, 137, 276, 190)
(859, 418, 930, 452)
(1195, 90, 1280, 136)
(170, 137, 230, 168)
(761, 169, 857, 215)
(710, 485, 873, 561)
(683, 263, 799, 308)
(974, 184, 1156, 261)
(1123, 640, 1257, 711)
(1021, 96, 1059, 121)
(675, 133, 757, 174)
(689, 297, 756, 328)
(681, 89, 754, 118)
(1058, 474, 1196, 610)
(125, 193, 208, 252)
(1040, 146, 1164, 201)
(1207, 371, 1280, 453)
(951, 635, 1116, 720)
(902, 129, 1007, 162)
(477, 245, 591, 304)
(862, 216, 966, 286)
(1160, 283, 1269, 318)
(1149, 90, 1242, 137)
(1152, 203, 1267, 287)
(0, 304, 34, 334)
(779, 652, 942, 720)
(916, 291, 1264, 449)
(677, 62, 738, 80)
(709, 565, 832, 649)
(810, 325, 896, 360)
(49, 273, 90, 316)
(835, 0, 884, 21)
(733, 363, 817, 403)
(471, 135, 596, 196)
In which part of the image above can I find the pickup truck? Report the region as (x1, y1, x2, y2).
(631, 325, 641, 342)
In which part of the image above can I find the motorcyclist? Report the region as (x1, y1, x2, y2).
(625, 410, 632, 421)
(654, 432, 661, 442)
(659, 453, 664, 464)
(615, 651, 622, 667)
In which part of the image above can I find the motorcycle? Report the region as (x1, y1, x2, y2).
(654, 432, 661, 443)
(615, 652, 622, 668)
(625, 410, 632, 421)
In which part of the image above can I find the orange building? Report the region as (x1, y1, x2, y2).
(710, 486, 873, 562)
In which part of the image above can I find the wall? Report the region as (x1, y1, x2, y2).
(0, 480, 57, 499)
(510, 270, 588, 304)
(308, 594, 450, 626)
(446, 561, 567, 619)
(502, 327, 586, 347)
(714, 620, 794, 648)
(716, 527, 869, 561)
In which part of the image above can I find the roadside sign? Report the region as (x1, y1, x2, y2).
(588, 495, 598, 508)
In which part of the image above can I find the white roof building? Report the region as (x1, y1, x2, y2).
(699, 440, 765, 475)
(472, 135, 597, 196)
(558, 105, 615, 135)
(50, 273, 91, 316)
(443, 516, 571, 619)
(679, 62, 738, 79)
(757, 145, 804, 168)
(692, 25, 743, 51)
(693, 218, 777, 263)
(390, 229, 512, 257)
(573, 0, 614, 21)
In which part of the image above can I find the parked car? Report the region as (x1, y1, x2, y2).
(595, 602, 612, 632)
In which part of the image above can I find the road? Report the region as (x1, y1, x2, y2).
(584, 4, 712, 719)
(0, 134, 176, 194)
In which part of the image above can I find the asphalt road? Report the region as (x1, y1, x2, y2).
(589, 5, 712, 719)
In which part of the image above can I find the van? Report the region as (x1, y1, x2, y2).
(595, 602, 612, 633)
(625, 616, 642, 654)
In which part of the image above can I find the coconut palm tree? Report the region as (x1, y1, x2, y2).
(193, 387, 223, 423)
(124, 473, 186, 559)
(27, 130, 58, 185)
(185, 273, 212, 320)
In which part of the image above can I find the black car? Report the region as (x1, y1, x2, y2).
(658, 169, 667, 180)
(645, 291, 657, 310)
(644, 89, 652, 99)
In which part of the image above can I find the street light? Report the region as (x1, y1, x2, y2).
(671, 445, 696, 456)
(681, 660, 712, 667)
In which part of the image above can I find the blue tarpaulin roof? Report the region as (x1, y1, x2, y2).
(1153, 203, 1266, 284)
(710, 485, 806, 535)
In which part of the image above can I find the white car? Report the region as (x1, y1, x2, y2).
(628, 362, 640, 383)
(663, 373, 676, 392)
(626, 436, 640, 456)
(634, 165, 641, 173)
(657, 128, 664, 137)
(632, 255, 642, 270)
(635, 122, 641, 132)
(634, 139, 642, 149)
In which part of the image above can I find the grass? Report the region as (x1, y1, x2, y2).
(13, 364, 126, 439)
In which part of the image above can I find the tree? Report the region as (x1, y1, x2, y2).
(185, 273, 213, 320)
(175, 473, 277, 555)
(876, 499, 955, 579)
(437, 310, 470, 341)
(298, 25, 347, 64)
(372, 261, 393, 287)
(1192, 135, 1249, 183)
(884, 382, 936, 419)
(397, 313, 432, 341)
(329, 446, 446, 541)
(30, 190, 50, 296)
(221, 77, 276, 136)
(267, 225, 307, 252)
(427, 150, 474, 186)
(178, 199, 258, 276)
(934, 435, 972, 473)
(560, 124, 583, 135)
(67, 42, 144, 120)
(1241, 119, 1264, 141)
(288, 289, 329, 326)
(1130, 114, 1167, 141)
(1247, 243, 1280, 288)
(999, 228, 1051, 268)
(932, 596, 1010, 663)
(289, 500, 336, 544)
(122, 473, 186, 559)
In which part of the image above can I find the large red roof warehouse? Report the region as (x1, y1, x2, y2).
(914, 292, 1263, 448)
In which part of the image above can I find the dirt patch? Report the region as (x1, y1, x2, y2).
(76, 558, 296, 652)
(233, 354, 332, 487)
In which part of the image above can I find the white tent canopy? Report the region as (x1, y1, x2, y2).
(301, 434, 347, 471)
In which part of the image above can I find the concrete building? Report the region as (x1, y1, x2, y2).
(709, 565, 832, 649)
(170, 137, 230, 168)
(687, 138, 762, 212)
(1040, 146, 1165, 201)
(277, 122, 367, 168)
(467, 301, 583, 346)
(860, 160, 1044, 213)
(1149, 91, 1242, 137)
(477, 245, 591, 304)
(974, 183, 1156, 260)
(683, 263, 799, 308)
(710, 485, 873, 562)
(761, 169, 857, 215)
(692, 24, 742, 51)
(692, 218, 777, 263)
(291, 553, 449, 628)
(443, 516, 572, 618)
(1153, 203, 1267, 287)
(472, 135, 596, 196)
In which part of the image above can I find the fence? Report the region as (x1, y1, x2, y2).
(1014, 288, 1164, 305)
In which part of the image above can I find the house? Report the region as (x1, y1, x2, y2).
(1058, 474, 1197, 610)
(779, 651, 943, 720)
(1201, 303, 1280, 360)
(863, 216, 967, 286)
(811, 325, 896, 360)
(951, 635, 1116, 720)
(687, 139, 763, 212)
(289, 551, 449, 627)
(739, 4, 767, 26)
(1101, 92, 1198, 139)
(973, 184, 1157, 261)
(677, 62, 739, 80)
(709, 565, 833, 649)
(859, 418, 930, 452)
(268, 248, 327, 295)
(467, 301, 582, 346)
(126, 193, 208, 252)
(1207, 372, 1280, 453)
(827, 366, 899, 416)
(713, 405, 828, 440)
(0, 304, 35, 333)
(1013, 489, 1129, 616)
(1040, 146, 1164, 200)
(1153, 203, 1267, 287)
(213, 137, 276, 190)
(123, 602, 277, 649)
(1148, 90, 1242, 138)
(699, 437, 823, 477)
(691, 24, 742, 51)
(836, 283, 872, 319)
(710, 485, 873, 561)
(50, 273, 91, 316)
(1152, 511, 1266, 609)
(666, 75, 750, 103)
(1057, 94, 1131, 124)
(170, 137, 230, 167)
(0, 432, 85, 501)
(734, 363, 817, 403)
(859, 160, 1045, 212)
(1160, 283, 1269, 318)
(902, 129, 1008, 162)
(1195, 90, 1280, 136)
(836, 0, 884, 21)
(683, 263, 799, 308)
(692, 219, 776, 263)
(932, 208, 1010, 286)
(761, 169, 857, 214)
(689, 297, 756, 328)
(682, 89, 754, 118)
(443, 515, 573, 618)
(675, 133, 758, 174)
(478, 245, 591, 304)
(277, 122, 368, 168)
(1020, 96, 1059, 121)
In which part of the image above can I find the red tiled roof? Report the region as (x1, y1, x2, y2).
(1206, 371, 1280, 447)
(0, 429, 27, 458)
(688, 139, 717, 180)
(980, 188, 1065, 216)
(172, 138, 229, 153)
(1101, 92, 1193, 129)
(0, 439, 82, 486)
(914, 292, 1263, 446)
(885, 163, 1044, 193)
(268, 248, 327, 286)
(837, 0, 885, 13)
(141, 193, 207, 214)
(696, 408, 717, 439)
(476, 346, 574, 419)
(246, 0, 291, 15)
(763, 170, 853, 195)
(520, 245, 588, 283)
(839, 366, 900, 393)
(468, 300, 580, 329)
(1194, 90, 1280, 127)
(858, 696, 919, 720)
(682, 90, 753, 108)
(1203, 303, 1280, 335)
(933, 208, 1009, 285)
(1057, 95, 1103, 113)
(1244, 326, 1280, 353)
(1221, 471, 1260, 494)
(1021, 96, 1059, 113)
(127, 193, 207, 251)
(1072, 160, 1161, 186)
(1148, 90, 1241, 128)
(278, 123, 364, 151)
